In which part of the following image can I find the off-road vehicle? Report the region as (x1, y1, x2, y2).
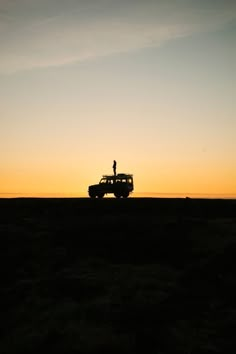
(88, 173, 134, 198)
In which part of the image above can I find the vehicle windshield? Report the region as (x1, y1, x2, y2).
(100, 178, 113, 184)
(100, 178, 107, 184)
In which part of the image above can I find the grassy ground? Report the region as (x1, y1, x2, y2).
(1, 198, 236, 353)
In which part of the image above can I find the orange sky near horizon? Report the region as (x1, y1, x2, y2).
(1, 157, 235, 198)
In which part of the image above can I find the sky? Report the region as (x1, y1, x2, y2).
(1, 0, 236, 198)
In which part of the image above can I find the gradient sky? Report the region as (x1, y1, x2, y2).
(1, 0, 236, 197)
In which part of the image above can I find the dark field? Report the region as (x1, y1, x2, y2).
(1, 198, 236, 353)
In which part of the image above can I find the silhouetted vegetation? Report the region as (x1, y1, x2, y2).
(1, 198, 236, 353)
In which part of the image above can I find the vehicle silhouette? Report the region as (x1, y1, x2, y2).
(88, 173, 134, 198)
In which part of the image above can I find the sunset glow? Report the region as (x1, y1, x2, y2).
(1, 1, 235, 198)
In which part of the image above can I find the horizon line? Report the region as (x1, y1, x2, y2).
(1, 192, 236, 199)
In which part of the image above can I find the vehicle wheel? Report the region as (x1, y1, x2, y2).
(89, 192, 96, 198)
(123, 191, 129, 198)
(114, 193, 121, 198)
(97, 193, 104, 198)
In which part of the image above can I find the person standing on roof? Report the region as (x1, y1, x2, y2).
(113, 160, 117, 176)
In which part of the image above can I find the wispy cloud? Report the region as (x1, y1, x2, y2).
(0, 0, 235, 73)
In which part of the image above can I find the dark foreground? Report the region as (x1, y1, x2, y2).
(1, 198, 236, 353)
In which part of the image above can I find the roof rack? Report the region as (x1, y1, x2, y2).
(116, 173, 133, 177)
(102, 173, 133, 178)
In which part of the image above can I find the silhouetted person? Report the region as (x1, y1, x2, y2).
(113, 160, 117, 175)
